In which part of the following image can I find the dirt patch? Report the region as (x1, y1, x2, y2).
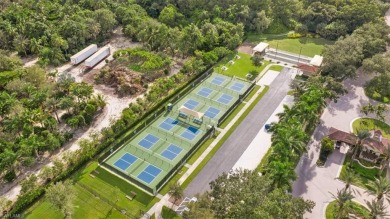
(237, 43, 254, 55)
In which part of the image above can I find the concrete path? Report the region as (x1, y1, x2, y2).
(184, 68, 292, 197)
(257, 70, 280, 85)
(232, 95, 294, 171)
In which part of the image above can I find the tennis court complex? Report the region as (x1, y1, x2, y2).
(103, 73, 252, 194)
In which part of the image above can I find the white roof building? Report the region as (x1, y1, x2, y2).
(252, 42, 269, 54)
(179, 106, 204, 119)
(310, 55, 324, 67)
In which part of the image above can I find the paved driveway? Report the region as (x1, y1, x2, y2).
(184, 69, 292, 197)
(293, 72, 390, 218)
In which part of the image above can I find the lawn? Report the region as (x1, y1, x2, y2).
(214, 52, 270, 79)
(159, 166, 188, 195)
(255, 147, 273, 173)
(352, 118, 390, 139)
(161, 206, 181, 219)
(24, 184, 127, 219)
(269, 65, 284, 72)
(326, 200, 369, 219)
(26, 162, 159, 219)
(339, 155, 384, 190)
(246, 33, 333, 57)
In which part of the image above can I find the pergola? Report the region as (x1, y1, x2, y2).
(178, 106, 204, 120)
(252, 42, 269, 55)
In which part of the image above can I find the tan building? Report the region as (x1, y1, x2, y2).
(327, 128, 390, 163)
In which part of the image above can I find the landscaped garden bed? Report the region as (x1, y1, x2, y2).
(339, 155, 385, 190)
(326, 200, 369, 219)
(352, 118, 390, 138)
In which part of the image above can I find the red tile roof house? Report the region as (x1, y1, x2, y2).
(328, 128, 390, 164)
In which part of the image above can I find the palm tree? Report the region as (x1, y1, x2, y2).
(276, 105, 297, 123)
(351, 129, 370, 166)
(342, 170, 356, 190)
(93, 94, 106, 109)
(271, 125, 308, 155)
(365, 199, 388, 219)
(366, 177, 390, 201)
(330, 188, 354, 219)
(268, 160, 297, 189)
(380, 145, 390, 174)
(168, 182, 183, 207)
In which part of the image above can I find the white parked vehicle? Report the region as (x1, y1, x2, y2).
(85, 46, 110, 68)
(70, 44, 97, 65)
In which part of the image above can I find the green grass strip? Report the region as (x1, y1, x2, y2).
(255, 147, 273, 173)
(158, 166, 188, 195)
(269, 65, 284, 72)
(181, 86, 269, 189)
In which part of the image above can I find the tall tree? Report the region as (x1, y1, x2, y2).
(342, 170, 356, 191)
(168, 182, 184, 207)
(365, 199, 388, 219)
(330, 188, 354, 219)
(46, 180, 75, 218)
(351, 129, 370, 165)
(184, 169, 314, 218)
(366, 177, 390, 201)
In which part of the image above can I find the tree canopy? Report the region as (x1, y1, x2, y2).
(184, 169, 315, 219)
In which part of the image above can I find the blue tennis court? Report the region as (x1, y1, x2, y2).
(181, 126, 200, 140)
(204, 107, 220, 118)
(217, 94, 234, 105)
(113, 153, 138, 171)
(138, 134, 159, 149)
(211, 76, 226, 85)
(230, 82, 245, 92)
(183, 99, 199, 110)
(159, 118, 178, 131)
(197, 87, 213, 98)
(161, 144, 183, 160)
(137, 165, 162, 184)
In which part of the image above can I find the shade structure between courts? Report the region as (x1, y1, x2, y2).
(178, 106, 204, 119)
(103, 73, 252, 194)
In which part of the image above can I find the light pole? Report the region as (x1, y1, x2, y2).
(297, 46, 303, 65)
(274, 42, 279, 60)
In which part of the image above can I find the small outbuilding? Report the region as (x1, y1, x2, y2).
(310, 55, 324, 67)
(297, 63, 320, 77)
(252, 42, 269, 55)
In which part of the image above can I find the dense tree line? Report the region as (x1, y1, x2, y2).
(2, 0, 386, 66)
(136, 0, 389, 39)
(0, 0, 244, 66)
(0, 0, 120, 65)
(321, 21, 390, 80)
(184, 169, 315, 218)
(0, 50, 105, 182)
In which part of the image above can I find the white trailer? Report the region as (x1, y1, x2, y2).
(70, 44, 98, 65)
(85, 46, 110, 68)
